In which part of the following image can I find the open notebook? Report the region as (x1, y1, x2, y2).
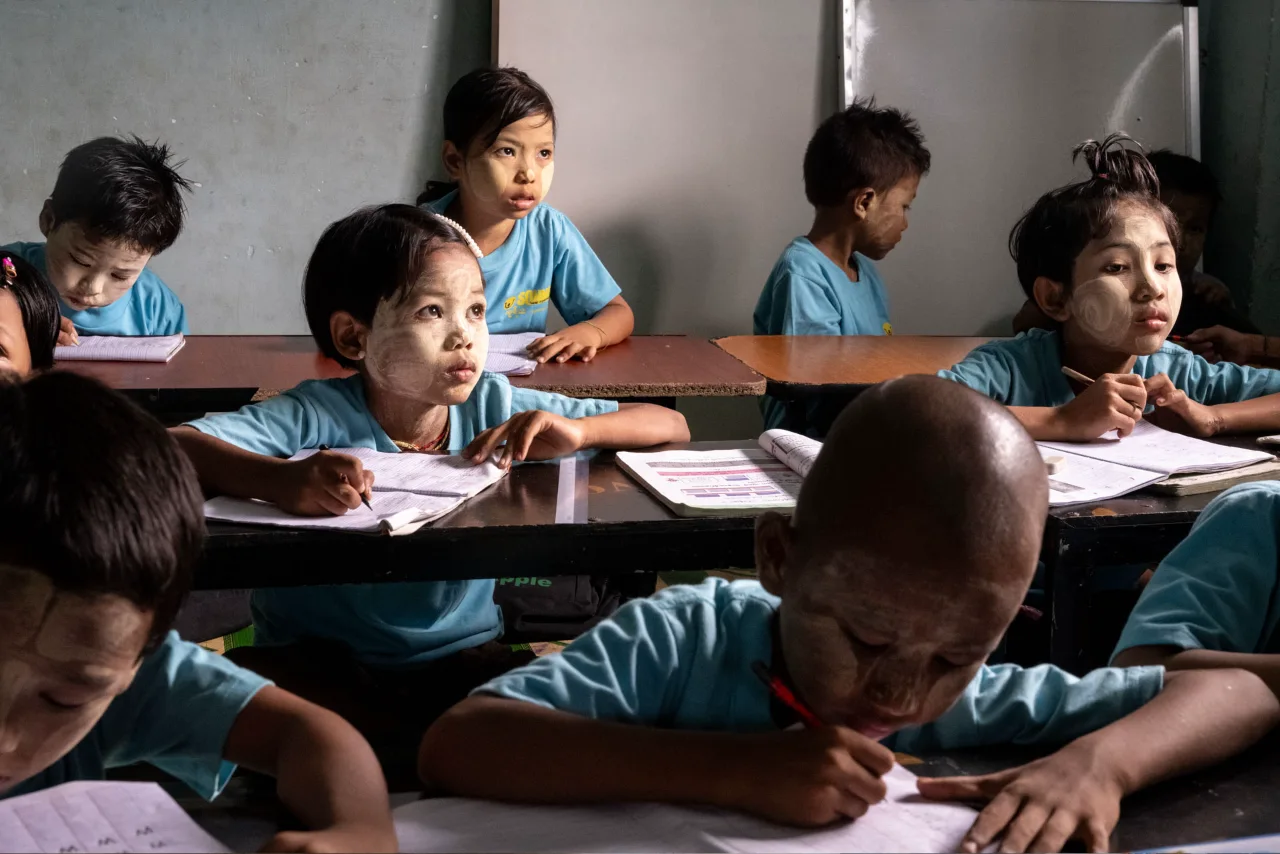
(53, 334, 186, 363)
(204, 449, 506, 534)
(0, 781, 229, 853)
(1038, 421, 1274, 505)
(485, 332, 542, 376)
(394, 764, 983, 854)
(616, 429, 820, 517)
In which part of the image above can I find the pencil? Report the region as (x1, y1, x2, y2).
(752, 660, 823, 729)
(318, 444, 373, 510)
(1060, 365, 1094, 386)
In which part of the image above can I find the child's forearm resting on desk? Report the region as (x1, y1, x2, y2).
(586, 296, 635, 347)
(1205, 394, 1280, 434)
(583, 403, 690, 448)
(170, 426, 290, 502)
(1116, 646, 1280, 698)
(225, 687, 395, 852)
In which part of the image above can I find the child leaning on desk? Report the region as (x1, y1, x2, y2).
(940, 134, 1280, 442)
(0, 372, 394, 853)
(169, 203, 687, 787)
(420, 377, 1279, 854)
(2, 136, 192, 344)
(418, 67, 635, 365)
(753, 98, 930, 433)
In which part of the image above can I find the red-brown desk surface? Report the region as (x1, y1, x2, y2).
(714, 335, 995, 394)
(58, 335, 765, 409)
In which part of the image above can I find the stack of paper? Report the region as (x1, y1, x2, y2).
(393, 764, 981, 853)
(1038, 421, 1275, 505)
(0, 781, 229, 853)
(485, 332, 542, 376)
(54, 334, 186, 363)
(204, 449, 506, 534)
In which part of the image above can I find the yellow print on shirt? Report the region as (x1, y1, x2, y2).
(883, 322, 894, 336)
(503, 287, 552, 318)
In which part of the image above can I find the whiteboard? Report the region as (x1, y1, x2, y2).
(845, 0, 1190, 334)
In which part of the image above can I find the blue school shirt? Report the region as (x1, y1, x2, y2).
(0, 241, 188, 336)
(938, 328, 1280, 407)
(753, 238, 892, 431)
(5, 632, 268, 801)
(187, 372, 618, 667)
(476, 578, 1164, 751)
(420, 191, 621, 334)
(1113, 482, 1280, 660)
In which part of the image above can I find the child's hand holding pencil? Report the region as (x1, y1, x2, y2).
(274, 447, 375, 517)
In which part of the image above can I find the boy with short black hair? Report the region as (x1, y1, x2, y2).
(421, 376, 1278, 854)
(0, 372, 394, 853)
(3, 135, 192, 344)
(754, 98, 931, 433)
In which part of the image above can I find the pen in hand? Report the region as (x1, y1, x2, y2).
(317, 444, 373, 510)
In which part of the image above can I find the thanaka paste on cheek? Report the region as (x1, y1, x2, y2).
(1070, 277, 1131, 349)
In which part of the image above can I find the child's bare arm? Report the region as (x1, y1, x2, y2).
(420, 695, 894, 827)
(582, 402, 690, 449)
(465, 404, 689, 468)
(225, 686, 395, 853)
(170, 426, 372, 515)
(588, 295, 635, 346)
(527, 296, 636, 363)
(920, 668, 1280, 853)
(1115, 645, 1280, 698)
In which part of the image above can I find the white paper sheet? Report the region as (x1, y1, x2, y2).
(489, 332, 543, 355)
(53, 334, 186, 363)
(616, 448, 802, 514)
(290, 448, 506, 497)
(0, 781, 229, 853)
(204, 489, 457, 533)
(393, 765, 980, 854)
(1039, 421, 1273, 476)
(485, 350, 538, 376)
(758, 429, 822, 478)
(1039, 447, 1167, 506)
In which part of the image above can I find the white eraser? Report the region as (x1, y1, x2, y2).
(1044, 455, 1066, 475)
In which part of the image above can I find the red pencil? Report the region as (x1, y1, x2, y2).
(752, 660, 823, 729)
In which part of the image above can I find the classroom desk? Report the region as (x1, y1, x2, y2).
(714, 334, 994, 396)
(58, 334, 765, 417)
(175, 737, 1280, 851)
(197, 441, 759, 590)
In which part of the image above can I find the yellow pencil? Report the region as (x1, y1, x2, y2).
(1061, 365, 1094, 386)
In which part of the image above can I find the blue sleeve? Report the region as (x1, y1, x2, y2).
(99, 633, 270, 800)
(887, 663, 1164, 752)
(508, 386, 620, 420)
(937, 346, 1019, 403)
(1163, 352, 1280, 405)
(186, 389, 326, 457)
(772, 271, 844, 336)
(143, 271, 188, 336)
(1113, 484, 1280, 658)
(474, 595, 694, 724)
(549, 212, 622, 325)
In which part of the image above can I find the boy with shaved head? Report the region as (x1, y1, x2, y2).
(420, 376, 1279, 853)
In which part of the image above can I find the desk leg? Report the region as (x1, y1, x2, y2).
(1045, 525, 1094, 676)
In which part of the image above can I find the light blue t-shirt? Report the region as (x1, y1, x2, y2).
(421, 192, 621, 334)
(1113, 482, 1280, 660)
(939, 328, 1280, 407)
(753, 238, 892, 431)
(1, 241, 188, 337)
(477, 578, 1164, 752)
(188, 372, 619, 667)
(5, 632, 269, 801)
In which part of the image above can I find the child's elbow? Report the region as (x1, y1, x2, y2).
(1167, 667, 1280, 726)
(669, 410, 691, 443)
(418, 696, 495, 789)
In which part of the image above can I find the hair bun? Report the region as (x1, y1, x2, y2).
(1071, 132, 1161, 196)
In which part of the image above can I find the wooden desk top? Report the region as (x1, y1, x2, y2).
(715, 335, 993, 394)
(58, 335, 764, 403)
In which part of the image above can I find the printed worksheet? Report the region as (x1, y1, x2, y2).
(758, 429, 823, 478)
(616, 448, 803, 516)
(394, 764, 982, 853)
(1039, 421, 1273, 475)
(0, 781, 229, 853)
(204, 489, 457, 534)
(290, 448, 505, 497)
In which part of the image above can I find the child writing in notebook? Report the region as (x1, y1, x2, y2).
(0, 251, 59, 376)
(2, 136, 192, 344)
(941, 134, 1280, 441)
(1112, 481, 1280, 692)
(421, 376, 1278, 854)
(418, 67, 634, 364)
(753, 98, 930, 432)
(0, 372, 394, 853)
(171, 204, 686, 786)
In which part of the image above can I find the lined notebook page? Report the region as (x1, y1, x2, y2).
(485, 350, 538, 376)
(0, 781, 229, 853)
(489, 332, 543, 355)
(54, 334, 186, 363)
(290, 448, 506, 497)
(1039, 421, 1273, 475)
(394, 765, 981, 853)
(204, 490, 457, 533)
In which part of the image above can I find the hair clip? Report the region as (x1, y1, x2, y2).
(1, 257, 16, 285)
(1097, 173, 1110, 180)
(428, 213, 484, 260)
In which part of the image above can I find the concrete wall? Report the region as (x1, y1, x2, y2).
(1200, 1, 1280, 331)
(0, 0, 489, 334)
